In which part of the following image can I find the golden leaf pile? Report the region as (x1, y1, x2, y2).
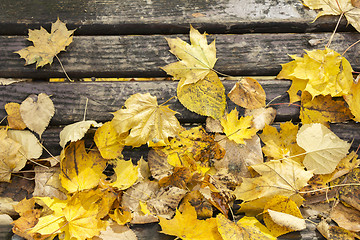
(3, 15, 360, 240)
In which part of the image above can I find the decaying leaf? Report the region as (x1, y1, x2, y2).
(297, 123, 351, 174)
(33, 166, 67, 200)
(234, 160, 313, 202)
(300, 91, 353, 125)
(0, 129, 27, 182)
(177, 71, 226, 120)
(5, 103, 26, 130)
(15, 18, 75, 68)
(159, 203, 222, 240)
(20, 93, 55, 137)
(263, 195, 305, 237)
(277, 48, 353, 103)
(260, 122, 305, 163)
(221, 108, 258, 144)
(179, 190, 213, 219)
(59, 120, 101, 148)
(228, 77, 266, 109)
(60, 141, 107, 193)
(317, 220, 356, 240)
(94, 121, 125, 159)
(216, 214, 276, 240)
(330, 202, 360, 232)
(112, 93, 181, 147)
(161, 25, 217, 86)
(303, 0, 360, 33)
(336, 168, 360, 211)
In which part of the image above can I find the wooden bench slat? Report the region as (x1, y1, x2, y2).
(0, 32, 359, 78)
(0, 80, 295, 125)
(0, 0, 347, 35)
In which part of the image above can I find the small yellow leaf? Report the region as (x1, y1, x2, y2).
(161, 25, 217, 86)
(109, 209, 132, 225)
(221, 108, 258, 144)
(110, 159, 139, 190)
(112, 93, 181, 147)
(228, 77, 266, 109)
(139, 201, 151, 215)
(5, 103, 26, 130)
(177, 71, 226, 120)
(344, 81, 360, 121)
(60, 141, 107, 193)
(94, 121, 125, 159)
(15, 19, 75, 68)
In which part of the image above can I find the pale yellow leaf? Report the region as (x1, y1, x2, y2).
(59, 120, 101, 148)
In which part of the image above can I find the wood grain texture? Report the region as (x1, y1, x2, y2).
(0, 80, 296, 125)
(0, 0, 349, 35)
(1, 32, 360, 78)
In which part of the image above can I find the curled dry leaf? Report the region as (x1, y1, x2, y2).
(297, 123, 351, 174)
(15, 18, 75, 68)
(228, 77, 266, 109)
(177, 71, 226, 120)
(112, 93, 181, 147)
(161, 25, 217, 86)
(317, 220, 356, 240)
(5, 103, 26, 130)
(20, 93, 55, 138)
(266, 210, 306, 234)
(59, 120, 101, 148)
(330, 202, 360, 232)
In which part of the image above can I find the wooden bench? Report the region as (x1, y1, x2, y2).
(1, 0, 359, 239)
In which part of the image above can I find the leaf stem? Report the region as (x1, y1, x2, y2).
(0, 115, 7, 125)
(55, 55, 73, 82)
(342, 39, 360, 55)
(326, 12, 343, 48)
(83, 97, 89, 121)
(160, 96, 177, 106)
(298, 183, 360, 194)
(211, 69, 234, 78)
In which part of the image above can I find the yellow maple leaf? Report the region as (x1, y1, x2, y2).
(263, 195, 305, 237)
(216, 214, 275, 240)
(297, 123, 351, 174)
(344, 80, 360, 121)
(220, 108, 258, 144)
(234, 160, 313, 202)
(15, 18, 75, 68)
(303, 0, 360, 32)
(159, 203, 222, 240)
(60, 141, 107, 193)
(277, 48, 353, 103)
(300, 91, 353, 125)
(228, 77, 266, 109)
(0, 129, 27, 182)
(177, 71, 226, 120)
(94, 121, 126, 159)
(259, 122, 305, 163)
(161, 25, 217, 86)
(109, 159, 139, 190)
(112, 93, 181, 147)
(31, 189, 111, 240)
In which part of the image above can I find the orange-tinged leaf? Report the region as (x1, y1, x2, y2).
(300, 91, 353, 125)
(344, 81, 360, 121)
(112, 93, 181, 147)
(159, 167, 192, 189)
(263, 195, 305, 237)
(228, 77, 266, 109)
(277, 48, 353, 103)
(15, 19, 75, 68)
(216, 214, 275, 240)
(5, 103, 26, 130)
(259, 122, 305, 163)
(179, 191, 213, 219)
(109, 159, 139, 190)
(161, 25, 217, 86)
(60, 141, 107, 193)
(317, 220, 356, 240)
(297, 123, 351, 174)
(234, 160, 313, 201)
(177, 71, 226, 120)
(159, 203, 222, 240)
(303, 0, 360, 33)
(220, 108, 258, 144)
(94, 121, 125, 159)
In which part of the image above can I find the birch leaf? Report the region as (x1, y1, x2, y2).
(20, 93, 55, 137)
(7, 129, 42, 160)
(297, 123, 351, 174)
(161, 25, 217, 86)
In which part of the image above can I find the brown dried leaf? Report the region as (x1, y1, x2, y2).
(5, 103, 26, 130)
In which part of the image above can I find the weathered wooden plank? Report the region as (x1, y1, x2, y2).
(1, 32, 359, 78)
(0, 80, 296, 125)
(0, 0, 348, 35)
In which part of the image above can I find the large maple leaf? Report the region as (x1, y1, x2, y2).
(303, 0, 360, 33)
(15, 19, 75, 68)
(112, 93, 181, 147)
(277, 48, 353, 103)
(161, 25, 217, 86)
